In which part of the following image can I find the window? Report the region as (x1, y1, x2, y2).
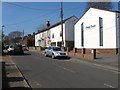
(60, 30, 62, 37)
(52, 33, 54, 38)
(57, 42, 62, 47)
(51, 42, 56, 46)
(81, 23, 84, 47)
(99, 17, 103, 46)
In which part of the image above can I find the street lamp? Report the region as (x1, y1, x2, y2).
(2, 25, 5, 31)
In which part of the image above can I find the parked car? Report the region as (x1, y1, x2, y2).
(7, 45, 14, 52)
(8, 45, 24, 55)
(44, 46, 68, 59)
(22, 45, 29, 51)
(5, 45, 9, 50)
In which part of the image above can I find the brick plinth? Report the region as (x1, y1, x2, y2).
(96, 49, 118, 54)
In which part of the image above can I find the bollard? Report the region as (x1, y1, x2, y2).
(66, 47, 69, 55)
(82, 48, 85, 54)
(74, 48, 77, 53)
(92, 49, 96, 59)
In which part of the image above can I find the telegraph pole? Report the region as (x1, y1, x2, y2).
(60, 0, 64, 50)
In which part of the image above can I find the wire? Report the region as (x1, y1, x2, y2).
(5, 2, 59, 11)
(5, 10, 59, 27)
(4, 3, 82, 27)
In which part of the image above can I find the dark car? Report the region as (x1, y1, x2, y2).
(8, 45, 24, 55)
(22, 45, 29, 51)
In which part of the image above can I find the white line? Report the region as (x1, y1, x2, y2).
(104, 83, 115, 88)
(62, 67, 76, 73)
(92, 63, 119, 74)
(54, 64, 75, 73)
(34, 81, 42, 87)
(71, 59, 118, 74)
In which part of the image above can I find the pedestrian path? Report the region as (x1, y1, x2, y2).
(2, 55, 31, 89)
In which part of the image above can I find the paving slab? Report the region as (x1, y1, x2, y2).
(2, 55, 31, 89)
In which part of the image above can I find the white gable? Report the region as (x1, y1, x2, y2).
(75, 8, 117, 48)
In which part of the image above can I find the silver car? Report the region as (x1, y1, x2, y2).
(44, 46, 68, 59)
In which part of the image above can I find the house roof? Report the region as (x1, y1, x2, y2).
(35, 15, 78, 35)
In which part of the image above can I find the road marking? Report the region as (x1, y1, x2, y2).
(62, 67, 75, 73)
(71, 59, 118, 74)
(53, 64, 75, 73)
(34, 81, 42, 87)
(92, 63, 119, 74)
(104, 83, 115, 88)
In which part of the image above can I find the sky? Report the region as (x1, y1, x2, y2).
(2, 1, 119, 36)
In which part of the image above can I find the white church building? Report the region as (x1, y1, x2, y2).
(74, 8, 120, 54)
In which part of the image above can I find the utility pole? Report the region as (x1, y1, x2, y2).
(60, 0, 64, 50)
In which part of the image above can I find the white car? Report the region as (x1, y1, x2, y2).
(7, 45, 14, 52)
(44, 46, 68, 59)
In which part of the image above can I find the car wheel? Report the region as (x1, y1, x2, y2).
(52, 54, 55, 59)
(45, 52, 47, 57)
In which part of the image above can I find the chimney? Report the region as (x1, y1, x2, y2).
(46, 20, 50, 28)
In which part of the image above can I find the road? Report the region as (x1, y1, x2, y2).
(10, 51, 118, 88)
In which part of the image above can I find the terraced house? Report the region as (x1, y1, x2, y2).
(35, 16, 78, 50)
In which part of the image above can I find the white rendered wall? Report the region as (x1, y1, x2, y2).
(50, 24, 65, 46)
(35, 33, 41, 46)
(75, 8, 116, 49)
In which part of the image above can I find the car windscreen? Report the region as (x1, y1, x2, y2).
(14, 45, 22, 49)
(53, 47, 62, 51)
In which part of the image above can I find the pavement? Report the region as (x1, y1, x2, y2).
(2, 54, 31, 90)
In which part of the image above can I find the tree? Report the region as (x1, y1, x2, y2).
(37, 24, 46, 32)
(86, 0, 113, 11)
(8, 31, 23, 39)
(5, 31, 23, 44)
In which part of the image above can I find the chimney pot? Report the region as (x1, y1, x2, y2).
(46, 21, 50, 27)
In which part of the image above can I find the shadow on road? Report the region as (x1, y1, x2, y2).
(9, 53, 31, 56)
(2, 87, 31, 90)
(55, 57, 71, 60)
